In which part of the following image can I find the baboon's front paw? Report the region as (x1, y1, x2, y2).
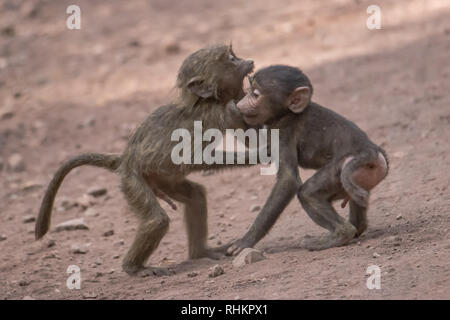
(301, 229, 355, 251)
(301, 234, 333, 251)
(226, 238, 254, 256)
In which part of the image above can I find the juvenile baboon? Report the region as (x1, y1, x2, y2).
(228, 65, 388, 255)
(35, 45, 254, 275)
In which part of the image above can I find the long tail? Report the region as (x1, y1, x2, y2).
(340, 149, 388, 208)
(35, 153, 121, 240)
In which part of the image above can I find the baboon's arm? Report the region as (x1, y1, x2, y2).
(241, 165, 300, 244)
(226, 143, 301, 256)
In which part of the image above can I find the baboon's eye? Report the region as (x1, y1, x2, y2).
(252, 88, 260, 98)
(229, 54, 237, 62)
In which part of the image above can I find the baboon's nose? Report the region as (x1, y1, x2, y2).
(246, 60, 255, 72)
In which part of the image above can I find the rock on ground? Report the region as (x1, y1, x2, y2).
(233, 248, 265, 267)
(71, 244, 89, 254)
(22, 215, 36, 223)
(54, 218, 89, 232)
(87, 187, 107, 197)
(8, 153, 25, 172)
(209, 264, 225, 278)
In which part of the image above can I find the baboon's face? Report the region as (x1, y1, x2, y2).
(178, 45, 254, 102)
(217, 45, 255, 100)
(236, 80, 279, 126)
(237, 73, 311, 126)
(217, 45, 255, 79)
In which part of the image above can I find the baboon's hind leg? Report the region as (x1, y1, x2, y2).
(297, 164, 356, 251)
(161, 179, 226, 260)
(121, 174, 171, 276)
(349, 200, 368, 237)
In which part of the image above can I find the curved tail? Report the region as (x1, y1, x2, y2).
(35, 153, 121, 240)
(340, 150, 388, 208)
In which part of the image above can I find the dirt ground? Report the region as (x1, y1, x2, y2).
(0, 0, 449, 300)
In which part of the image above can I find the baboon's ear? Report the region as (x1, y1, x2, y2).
(287, 86, 311, 113)
(187, 77, 214, 99)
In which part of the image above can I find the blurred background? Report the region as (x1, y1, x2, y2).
(1, 0, 448, 109)
(0, 0, 449, 300)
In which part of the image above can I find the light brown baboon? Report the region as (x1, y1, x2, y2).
(35, 45, 254, 276)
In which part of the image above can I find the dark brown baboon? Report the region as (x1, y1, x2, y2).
(35, 44, 254, 276)
(228, 65, 388, 255)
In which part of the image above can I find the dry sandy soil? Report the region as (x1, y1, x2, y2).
(0, 0, 449, 300)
